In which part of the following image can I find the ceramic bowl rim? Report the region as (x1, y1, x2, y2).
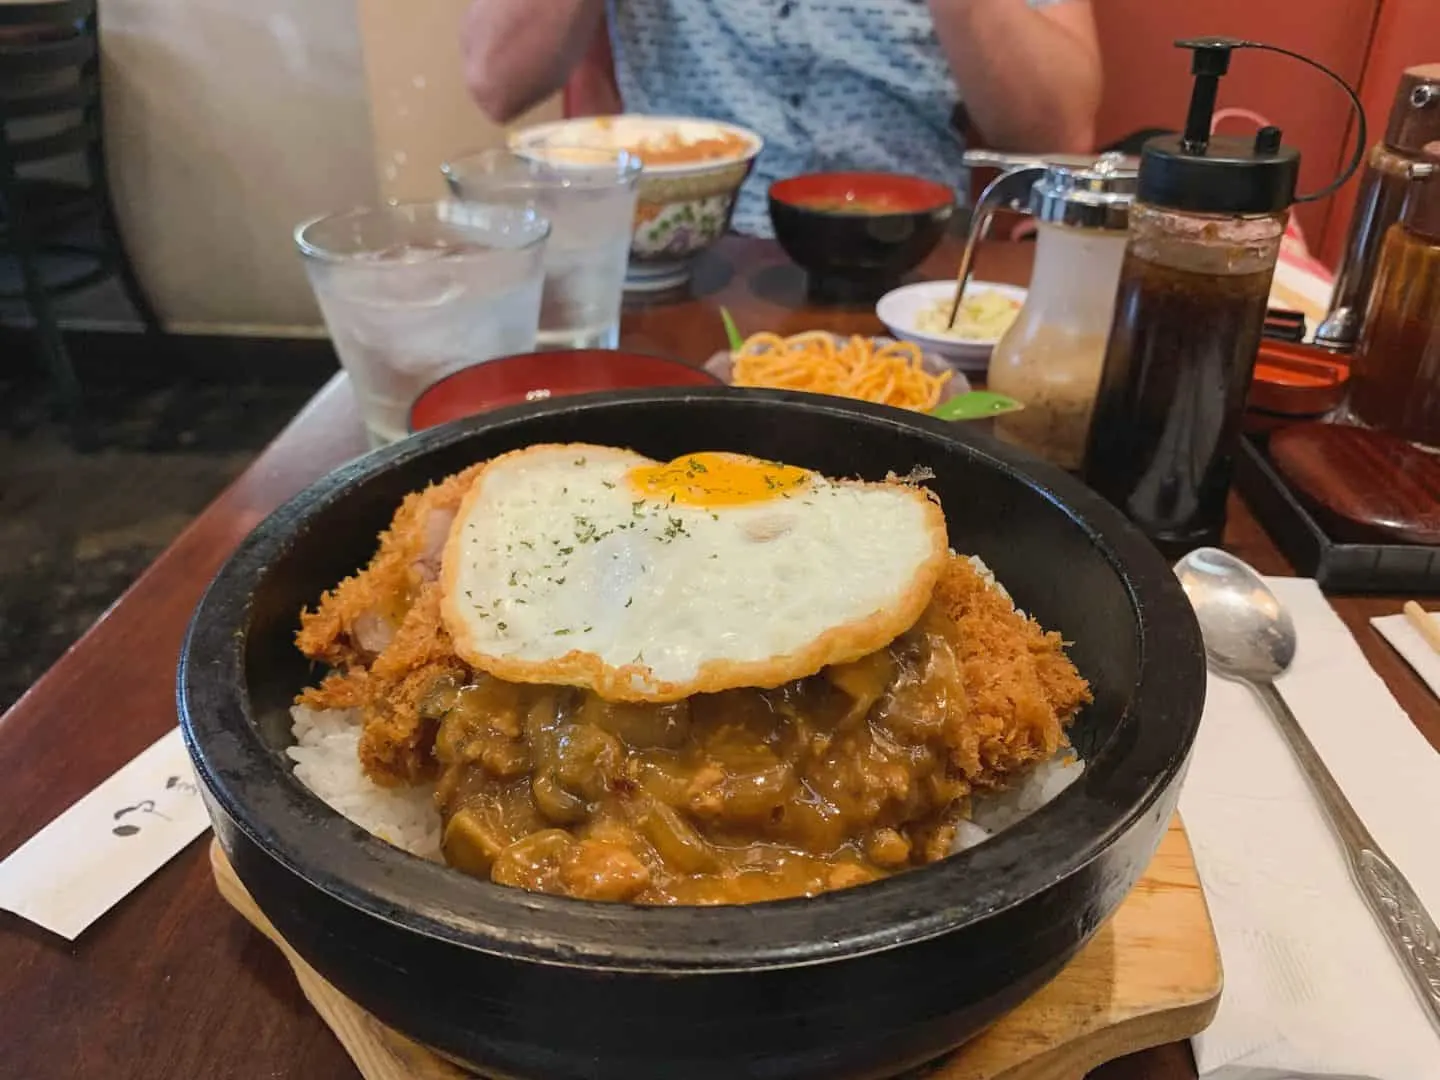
(406, 350, 721, 433)
(877, 280, 1029, 351)
(179, 388, 1202, 975)
(768, 171, 956, 218)
(509, 115, 764, 179)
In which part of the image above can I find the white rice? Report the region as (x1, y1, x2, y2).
(949, 754, 1085, 853)
(287, 706, 443, 860)
(286, 554, 1083, 862)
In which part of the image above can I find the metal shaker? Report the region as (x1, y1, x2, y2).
(1316, 63, 1440, 350)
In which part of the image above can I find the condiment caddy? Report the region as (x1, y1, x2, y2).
(1229, 60, 1440, 592)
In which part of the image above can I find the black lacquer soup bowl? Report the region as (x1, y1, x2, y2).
(178, 388, 1205, 1080)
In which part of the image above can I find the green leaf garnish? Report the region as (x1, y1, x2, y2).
(929, 391, 1024, 421)
(720, 307, 745, 352)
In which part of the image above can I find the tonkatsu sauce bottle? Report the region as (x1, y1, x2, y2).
(1082, 38, 1366, 557)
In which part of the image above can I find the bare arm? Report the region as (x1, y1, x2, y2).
(462, 0, 606, 122)
(927, 0, 1101, 153)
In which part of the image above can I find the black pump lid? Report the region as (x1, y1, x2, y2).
(1138, 37, 1301, 215)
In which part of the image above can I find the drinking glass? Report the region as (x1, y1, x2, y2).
(442, 147, 640, 350)
(297, 200, 549, 448)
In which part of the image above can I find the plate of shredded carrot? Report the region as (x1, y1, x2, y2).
(704, 331, 969, 413)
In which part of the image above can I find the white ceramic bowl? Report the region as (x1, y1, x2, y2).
(876, 280, 1028, 372)
(510, 115, 763, 292)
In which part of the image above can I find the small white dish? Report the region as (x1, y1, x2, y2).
(876, 280, 1027, 372)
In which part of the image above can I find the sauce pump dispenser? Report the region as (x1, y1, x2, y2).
(1082, 37, 1366, 556)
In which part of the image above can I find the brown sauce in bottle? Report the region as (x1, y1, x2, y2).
(1083, 250, 1272, 556)
(1348, 223, 1440, 448)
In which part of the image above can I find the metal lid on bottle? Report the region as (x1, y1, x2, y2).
(1385, 64, 1440, 156)
(1402, 142, 1440, 241)
(1028, 152, 1138, 230)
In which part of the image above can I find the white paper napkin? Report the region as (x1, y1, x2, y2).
(0, 727, 211, 940)
(1180, 577, 1440, 1080)
(1372, 608, 1440, 701)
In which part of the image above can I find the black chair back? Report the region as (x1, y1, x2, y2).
(0, 0, 100, 178)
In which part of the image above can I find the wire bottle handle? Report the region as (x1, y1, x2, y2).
(1230, 39, 1369, 204)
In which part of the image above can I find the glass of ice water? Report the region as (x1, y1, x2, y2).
(296, 201, 549, 448)
(442, 147, 640, 351)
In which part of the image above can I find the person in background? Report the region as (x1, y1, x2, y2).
(461, 0, 1102, 237)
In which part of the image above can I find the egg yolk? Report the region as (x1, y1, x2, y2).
(626, 453, 811, 507)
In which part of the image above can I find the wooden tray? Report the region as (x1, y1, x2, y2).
(209, 815, 1221, 1080)
(1235, 433, 1440, 594)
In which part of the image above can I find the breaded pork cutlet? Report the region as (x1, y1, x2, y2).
(298, 475, 1091, 801)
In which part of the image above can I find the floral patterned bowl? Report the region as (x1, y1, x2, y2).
(511, 115, 763, 292)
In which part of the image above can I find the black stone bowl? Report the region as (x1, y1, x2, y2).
(178, 388, 1204, 1080)
(768, 172, 955, 303)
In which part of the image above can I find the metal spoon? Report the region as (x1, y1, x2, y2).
(1173, 547, 1440, 1035)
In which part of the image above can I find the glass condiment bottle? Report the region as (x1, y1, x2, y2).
(1346, 144, 1440, 448)
(1083, 38, 1366, 557)
(987, 155, 1136, 469)
(1316, 64, 1440, 351)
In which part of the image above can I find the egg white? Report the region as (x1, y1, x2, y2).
(440, 444, 948, 701)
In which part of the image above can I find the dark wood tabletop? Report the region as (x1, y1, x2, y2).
(2, 236, 1436, 1080)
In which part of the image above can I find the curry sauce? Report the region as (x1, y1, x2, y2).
(299, 512, 1090, 905)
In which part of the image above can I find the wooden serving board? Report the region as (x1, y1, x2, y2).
(209, 815, 1220, 1080)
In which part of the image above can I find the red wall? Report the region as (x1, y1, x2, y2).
(1092, 0, 1379, 253)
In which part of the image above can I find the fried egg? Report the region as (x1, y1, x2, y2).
(440, 443, 947, 702)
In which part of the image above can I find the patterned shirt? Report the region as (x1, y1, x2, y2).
(606, 0, 1060, 237)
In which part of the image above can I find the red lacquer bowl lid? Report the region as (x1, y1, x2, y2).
(1248, 340, 1351, 417)
(409, 350, 720, 432)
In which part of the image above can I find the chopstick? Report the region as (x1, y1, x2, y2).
(1402, 600, 1440, 654)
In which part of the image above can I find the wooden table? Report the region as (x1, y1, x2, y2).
(2, 237, 1436, 1080)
